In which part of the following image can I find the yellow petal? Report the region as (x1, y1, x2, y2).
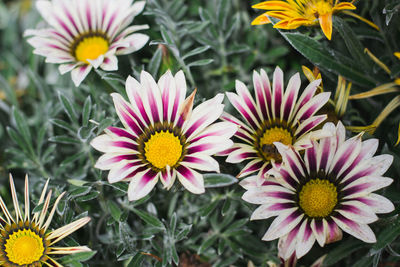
(333, 2, 356, 11)
(302, 65, 316, 82)
(252, 13, 271, 25)
(394, 52, 400, 60)
(252, 1, 293, 10)
(345, 124, 376, 134)
(372, 95, 400, 130)
(342, 10, 379, 31)
(364, 48, 391, 74)
(396, 122, 400, 146)
(349, 82, 399, 99)
(273, 19, 294, 29)
(287, 17, 316, 28)
(319, 12, 333, 40)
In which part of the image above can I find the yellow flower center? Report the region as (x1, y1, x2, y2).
(299, 179, 338, 218)
(144, 131, 183, 169)
(304, 0, 333, 19)
(258, 127, 293, 160)
(75, 36, 109, 64)
(4, 229, 45, 265)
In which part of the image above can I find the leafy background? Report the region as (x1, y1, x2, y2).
(0, 0, 399, 266)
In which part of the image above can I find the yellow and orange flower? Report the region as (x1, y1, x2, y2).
(251, 0, 378, 40)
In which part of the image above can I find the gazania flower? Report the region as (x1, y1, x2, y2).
(241, 122, 394, 259)
(251, 0, 378, 40)
(91, 70, 237, 201)
(0, 175, 91, 266)
(25, 0, 149, 86)
(221, 67, 330, 179)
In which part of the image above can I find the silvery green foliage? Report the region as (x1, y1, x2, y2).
(0, 0, 399, 266)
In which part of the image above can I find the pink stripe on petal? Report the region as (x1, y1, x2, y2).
(105, 154, 138, 165)
(86, 3, 92, 29)
(283, 89, 296, 121)
(237, 160, 264, 178)
(331, 139, 360, 176)
(107, 127, 137, 139)
(161, 78, 171, 121)
(131, 92, 151, 125)
(128, 169, 158, 200)
(332, 214, 376, 243)
(273, 67, 284, 118)
(326, 218, 342, 244)
(176, 165, 205, 194)
(113, 141, 137, 150)
(147, 91, 160, 123)
(253, 71, 269, 119)
(124, 165, 148, 181)
(55, 17, 74, 38)
(278, 168, 298, 189)
(236, 80, 262, 123)
(295, 115, 326, 138)
(305, 141, 317, 173)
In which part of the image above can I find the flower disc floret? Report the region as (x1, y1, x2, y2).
(75, 36, 109, 64)
(144, 131, 183, 169)
(299, 179, 337, 218)
(258, 126, 293, 160)
(4, 228, 45, 265)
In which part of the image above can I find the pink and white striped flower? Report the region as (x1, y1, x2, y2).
(24, 0, 149, 86)
(91, 70, 237, 201)
(222, 67, 331, 179)
(241, 122, 394, 260)
(0, 175, 91, 266)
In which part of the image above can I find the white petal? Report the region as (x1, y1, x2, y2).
(71, 65, 92, 86)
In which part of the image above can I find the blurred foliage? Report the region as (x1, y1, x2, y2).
(0, 0, 399, 266)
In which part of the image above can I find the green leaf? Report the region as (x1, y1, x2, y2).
(58, 92, 78, 124)
(278, 32, 376, 87)
(148, 47, 163, 76)
(7, 127, 30, 154)
(132, 208, 165, 230)
(12, 107, 32, 146)
(49, 135, 80, 145)
(109, 201, 123, 222)
(217, 0, 229, 30)
(50, 118, 76, 133)
(82, 96, 92, 126)
(324, 239, 364, 266)
(67, 179, 88, 187)
(203, 173, 238, 188)
(127, 253, 144, 267)
(70, 186, 91, 197)
(334, 17, 371, 69)
(199, 200, 219, 217)
(61, 251, 97, 264)
(61, 151, 85, 167)
(182, 46, 210, 60)
(97, 118, 113, 133)
(160, 25, 175, 47)
(76, 191, 100, 202)
(198, 234, 219, 254)
(370, 216, 400, 254)
(175, 224, 192, 241)
(188, 59, 214, 67)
